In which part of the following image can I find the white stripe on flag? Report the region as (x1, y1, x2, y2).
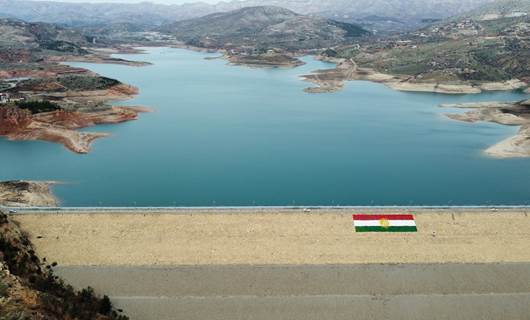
(354, 220, 416, 227)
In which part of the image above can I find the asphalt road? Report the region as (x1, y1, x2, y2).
(55, 263, 530, 320)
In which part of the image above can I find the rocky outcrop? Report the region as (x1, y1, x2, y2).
(0, 180, 58, 207)
(1, 72, 149, 153)
(0, 210, 127, 319)
(1, 106, 147, 153)
(0, 106, 32, 134)
(478, 80, 528, 92)
(302, 58, 399, 93)
(387, 82, 482, 94)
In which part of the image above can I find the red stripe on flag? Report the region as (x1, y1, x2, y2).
(353, 214, 414, 221)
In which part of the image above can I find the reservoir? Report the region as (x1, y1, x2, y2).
(1, 47, 529, 206)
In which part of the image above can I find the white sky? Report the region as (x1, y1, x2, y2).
(29, 0, 223, 3)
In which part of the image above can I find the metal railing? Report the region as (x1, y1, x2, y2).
(3, 205, 530, 214)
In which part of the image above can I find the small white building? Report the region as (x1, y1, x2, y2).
(0, 93, 9, 104)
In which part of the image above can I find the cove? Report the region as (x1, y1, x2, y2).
(1, 47, 529, 206)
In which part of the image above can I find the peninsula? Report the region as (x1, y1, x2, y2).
(0, 19, 150, 153)
(441, 99, 530, 157)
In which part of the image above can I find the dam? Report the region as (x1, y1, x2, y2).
(11, 207, 530, 319)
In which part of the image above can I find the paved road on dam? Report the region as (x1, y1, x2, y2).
(54, 263, 530, 320)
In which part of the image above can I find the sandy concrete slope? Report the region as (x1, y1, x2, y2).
(12, 208, 530, 265)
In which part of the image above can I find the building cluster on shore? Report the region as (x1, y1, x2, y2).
(0, 92, 8, 104)
(0, 92, 25, 104)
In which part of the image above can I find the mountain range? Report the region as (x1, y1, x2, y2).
(0, 18, 89, 64)
(0, 0, 498, 32)
(160, 6, 368, 50)
(331, 0, 529, 84)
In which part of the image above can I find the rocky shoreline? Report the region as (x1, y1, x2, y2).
(302, 57, 529, 95)
(441, 99, 530, 158)
(46, 47, 151, 67)
(0, 80, 149, 153)
(226, 53, 305, 68)
(1, 105, 148, 153)
(1, 48, 152, 153)
(0, 180, 58, 207)
(170, 43, 306, 68)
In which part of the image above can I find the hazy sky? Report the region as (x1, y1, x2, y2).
(30, 0, 223, 3)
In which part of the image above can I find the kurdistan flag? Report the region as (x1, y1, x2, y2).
(353, 214, 417, 232)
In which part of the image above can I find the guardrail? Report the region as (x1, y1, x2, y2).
(3, 205, 530, 213)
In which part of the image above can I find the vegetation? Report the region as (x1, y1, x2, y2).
(335, 1, 530, 84)
(161, 6, 368, 51)
(57, 75, 120, 91)
(16, 100, 62, 114)
(39, 40, 89, 54)
(15, 75, 121, 94)
(0, 210, 128, 320)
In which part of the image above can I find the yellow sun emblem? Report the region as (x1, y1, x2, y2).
(379, 218, 390, 229)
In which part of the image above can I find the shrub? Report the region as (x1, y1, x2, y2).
(16, 100, 61, 114)
(0, 281, 8, 297)
(99, 295, 112, 314)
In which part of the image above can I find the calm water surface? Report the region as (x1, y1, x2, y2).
(1, 47, 529, 206)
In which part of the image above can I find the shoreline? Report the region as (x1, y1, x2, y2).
(0, 180, 59, 207)
(301, 56, 529, 95)
(47, 53, 151, 67)
(73, 45, 529, 95)
(441, 99, 530, 158)
(1, 48, 153, 154)
(168, 43, 305, 68)
(0, 90, 151, 154)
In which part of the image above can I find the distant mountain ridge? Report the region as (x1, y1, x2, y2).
(458, 0, 530, 21)
(466, 0, 530, 15)
(0, 0, 498, 32)
(160, 6, 368, 50)
(0, 18, 89, 62)
(330, 0, 529, 86)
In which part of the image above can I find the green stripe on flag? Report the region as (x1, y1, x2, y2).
(355, 226, 417, 233)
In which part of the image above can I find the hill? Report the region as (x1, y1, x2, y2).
(160, 6, 368, 51)
(322, 0, 529, 89)
(464, 0, 530, 18)
(0, 18, 89, 63)
(0, 17, 150, 154)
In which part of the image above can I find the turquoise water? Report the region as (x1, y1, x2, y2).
(1, 47, 529, 206)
